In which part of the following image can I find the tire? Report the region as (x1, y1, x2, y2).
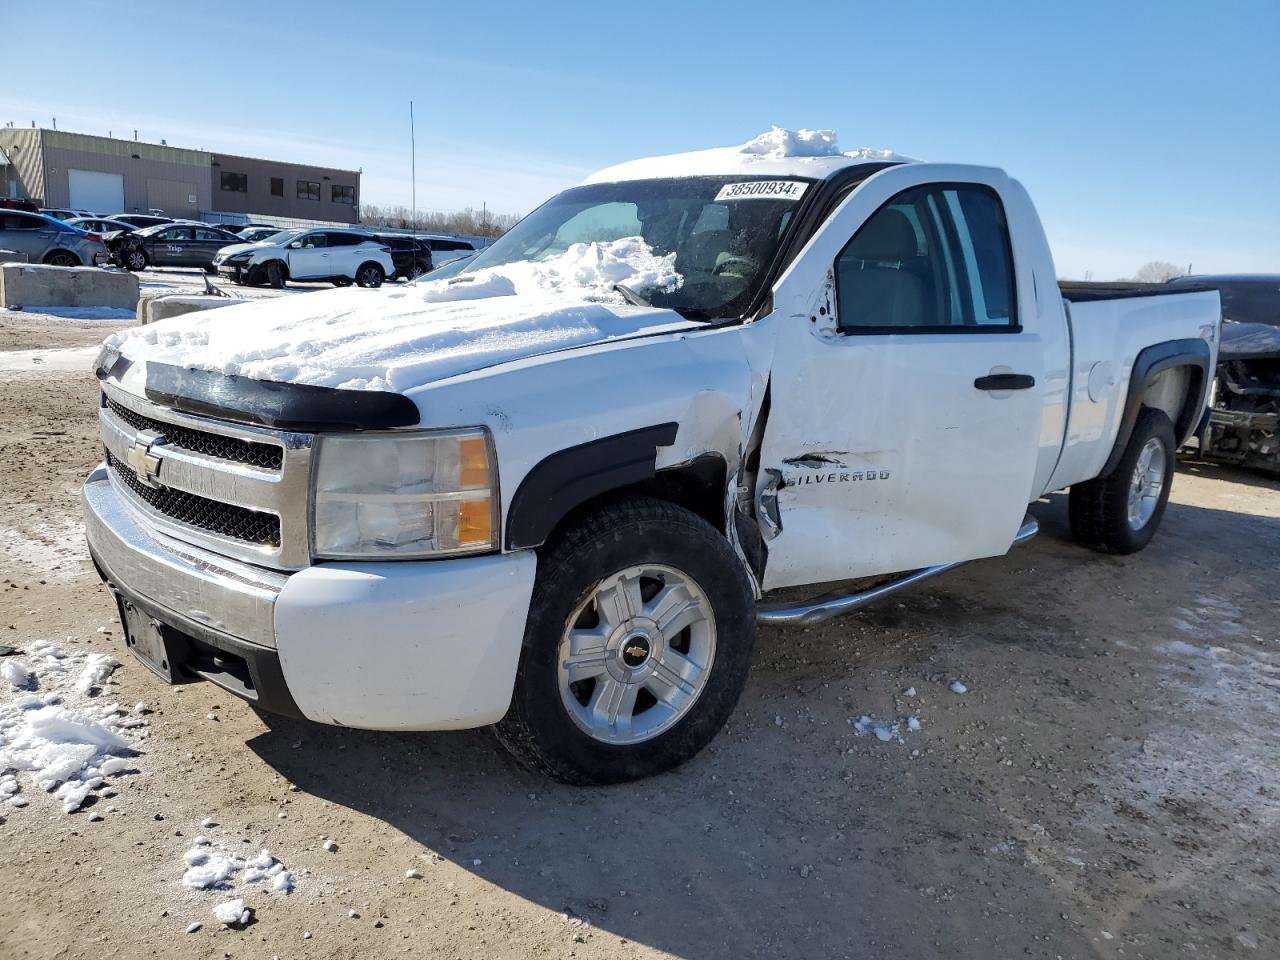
(266, 260, 286, 289)
(355, 262, 384, 288)
(1069, 407, 1176, 554)
(407, 260, 427, 281)
(44, 250, 80, 267)
(495, 497, 756, 785)
(123, 248, 147, 271)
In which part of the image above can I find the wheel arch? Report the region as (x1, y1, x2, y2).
(1101, 338, 1211, 476)
(43, 248, 82, 266)
(505, 424, 733, 551)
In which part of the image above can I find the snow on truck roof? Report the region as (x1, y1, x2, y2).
(583, 127, 917, 185)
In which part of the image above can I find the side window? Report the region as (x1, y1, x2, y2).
(299, 232, 326, 249)
(195, 228, 226, 241)
(324, 232, 359, 247)
(834, 185, 1017, 332)
(7, 214, 42, 230)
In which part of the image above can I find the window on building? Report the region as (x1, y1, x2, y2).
(220, 171, 248, 193)
(270, 177, 284, 197)
(331, 184, 355, 205)
(297, 180, 320, 201)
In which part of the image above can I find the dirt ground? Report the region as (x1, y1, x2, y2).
(1, 287, 1278, 959)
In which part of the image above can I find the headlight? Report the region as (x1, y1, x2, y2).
(311, 429, 497, 559)
(224, 252, 251, 264)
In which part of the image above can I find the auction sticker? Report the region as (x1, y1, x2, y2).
(714, 180, 809, 202)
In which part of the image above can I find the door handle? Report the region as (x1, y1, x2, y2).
(974, 373, 1035, 391)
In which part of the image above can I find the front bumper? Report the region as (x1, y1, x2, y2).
(83, 465, 538, 730)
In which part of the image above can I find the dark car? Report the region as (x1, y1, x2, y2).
(374, 234, 433, 280)
(111, 223, 245, 272)
(1167, 275, 1280, 474)
(418, 235, 477, 267)
(106, 213, 173, 230)
(0, 198, 40, 213)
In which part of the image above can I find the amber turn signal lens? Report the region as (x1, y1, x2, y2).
(458, 436, 490, 489)
(457, 497, 494, 547)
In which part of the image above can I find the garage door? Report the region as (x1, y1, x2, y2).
(68, 169, 124, 214)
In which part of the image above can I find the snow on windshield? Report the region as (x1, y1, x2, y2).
(418, 236, 681, 304)
(104, 238, 690, 393)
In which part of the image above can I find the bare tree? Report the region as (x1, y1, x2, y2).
(358, 204, 521, 238)
(1132, 261, 1187, 283)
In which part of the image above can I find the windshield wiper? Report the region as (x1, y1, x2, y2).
(613, 283, 651, 307)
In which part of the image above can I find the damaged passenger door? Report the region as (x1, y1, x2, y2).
(756, 165, 1044, 590)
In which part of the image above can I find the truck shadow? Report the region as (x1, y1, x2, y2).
(242, 485, 1277, 958)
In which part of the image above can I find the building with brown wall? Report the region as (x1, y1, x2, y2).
(0, 127, 360, 225)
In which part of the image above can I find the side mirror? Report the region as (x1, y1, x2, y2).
(288, 241, 301, 249)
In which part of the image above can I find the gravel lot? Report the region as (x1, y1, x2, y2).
(1, 278, 1278, 959)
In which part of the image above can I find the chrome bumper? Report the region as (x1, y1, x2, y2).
(83, 464, 288, 648)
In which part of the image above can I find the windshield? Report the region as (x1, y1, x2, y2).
(459, 176, 812, 320)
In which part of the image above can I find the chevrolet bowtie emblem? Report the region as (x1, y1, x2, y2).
(623, 644, 648, 659)
(126, 430, 167, 489)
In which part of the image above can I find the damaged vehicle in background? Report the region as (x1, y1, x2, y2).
(83, 130, 1221, 785)
(109, 222, 244, 272)
(1169, 274, 1280, 474)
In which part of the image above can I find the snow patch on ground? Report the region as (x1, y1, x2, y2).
(849, 714, 923, 744)
(105, 238, 691, 392)
(0, 640, 143, 812)
(2, 306, 136, 322)
(180, 837, 296, 895)
(0, 346, 100, 378)
(0, 516, 90, 583)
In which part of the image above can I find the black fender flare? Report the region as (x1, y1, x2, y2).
(1101, 337, 1211, 476)
(505, 423, 678, 550)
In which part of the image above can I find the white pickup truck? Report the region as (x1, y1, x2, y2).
(84, 131, 1220, 784)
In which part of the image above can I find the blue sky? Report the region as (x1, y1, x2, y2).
(5, 0, 1278, 278)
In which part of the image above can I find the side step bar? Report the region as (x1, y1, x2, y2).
(756, 516, 1040, 626)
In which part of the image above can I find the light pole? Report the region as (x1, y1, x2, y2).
(409, 100, 417, 230)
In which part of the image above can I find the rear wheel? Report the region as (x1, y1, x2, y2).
(407, 260, 427, 281)
(1069, 407, 1176, 554)
(44, 250, 80, 267)
(495, 497, 756, 784)
(123, 248, 147, 271)
(355, 262, 384, 288)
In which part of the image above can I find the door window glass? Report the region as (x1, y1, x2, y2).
(834, 185, 1018, 332)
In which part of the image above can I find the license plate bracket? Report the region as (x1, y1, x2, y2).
(118, 597, 179, 683)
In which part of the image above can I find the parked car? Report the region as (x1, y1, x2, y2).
(39, 207, 95, 221)
(110, 223, 244, 272)
(212, 228, 394, 288)
(67, 216, 138, 236)
(219, 222, 279, 235)
(1168, 275, 1280, 474)
(375, 233, 433, 280)
(0, 198, 40, 213)
(105, 213, 172, 230)
(84, 139, 1221, 784)
(419, 252, 475, 280)
(234, 226, 283, 244)
(418, 234, 476, 267)
(0, 210, 108, 266)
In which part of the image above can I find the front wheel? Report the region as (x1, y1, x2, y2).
(1069, 407, 1176, 554)
(495, 497, 756, 784)
(44, 250, 80, 267)
(355, 262, 384, 288)
(123, 248, 147, 271)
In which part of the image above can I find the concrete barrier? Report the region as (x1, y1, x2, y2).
(0, 263, 138, 310)
(137, 294, 243, 324)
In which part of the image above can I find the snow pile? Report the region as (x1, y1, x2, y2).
(740, 126, 842, 158)
(585, 127, 915, 184)
(849, 714, 923, 744)
(181, 839, 295, 895)
(213, 898, 251, 927)
(0, 640, 142, 812)
(104, 237, 692, 393)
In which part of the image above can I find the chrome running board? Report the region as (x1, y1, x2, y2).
(756, 515, 1040, 626)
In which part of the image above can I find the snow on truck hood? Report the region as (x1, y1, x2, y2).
(105, 237, 690, 393)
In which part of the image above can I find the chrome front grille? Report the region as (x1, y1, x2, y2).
(106, 397, 285, 470)
(99, 384, 314, 570)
